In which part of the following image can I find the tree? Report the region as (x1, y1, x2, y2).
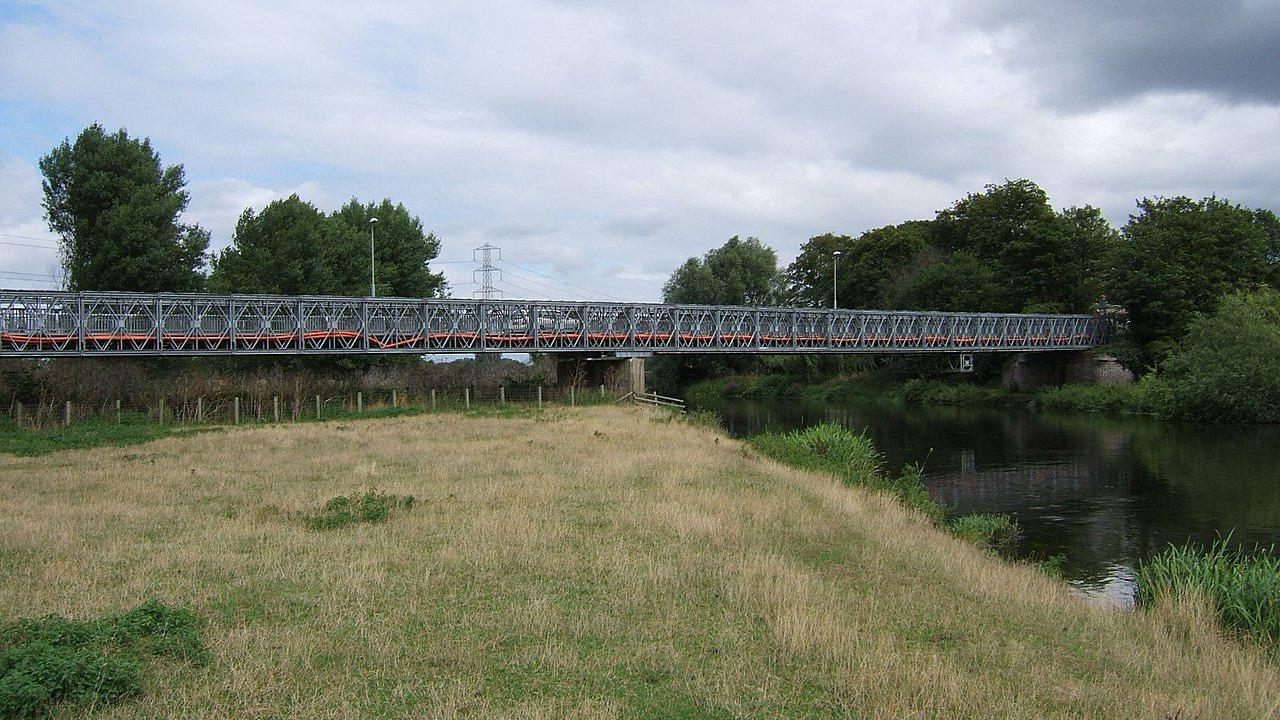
(39, 124, 208, 291)
(1146, 289, 1280, 423)
(889, 250, 1001, 312)
(652, 236, 780, 392)
(1108, 196, 1271, 365)
(783, 233, 856, 307)
(209, 196, 446, 298)
(931, 179, 1114, 312)
(328, 199, 446, 298)
(208, 195, 332, 295)
(662, 236, 778, 306)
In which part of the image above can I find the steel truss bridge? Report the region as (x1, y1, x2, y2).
(0, 290, 1106, 357)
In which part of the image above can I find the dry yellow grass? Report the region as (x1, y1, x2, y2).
(1, 406, 1276, 718)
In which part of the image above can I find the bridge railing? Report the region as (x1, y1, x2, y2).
(0, 290, 1107, 356)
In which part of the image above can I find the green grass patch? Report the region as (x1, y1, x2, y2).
(892, 378, 1013, 406)
(300, 490, 416, 531)
(950, 513, 1021, 556)
(1034, 383, 1152, 416)
(0, 414, 213, 457)
(751, 424, 945, 521)
(0, 600, 207, 718)
(1136, 539, 1280, 653)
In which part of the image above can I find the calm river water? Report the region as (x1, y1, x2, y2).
(696, 397, 1280, 605)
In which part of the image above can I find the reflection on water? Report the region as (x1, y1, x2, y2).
(703, 397, 1280, 605)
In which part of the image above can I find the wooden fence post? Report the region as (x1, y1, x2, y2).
(357, 392, 363, 414)
(570, 386, 575, 406)
(430, 389, 436, 409)
(499, 386, 505, 405)
(233, 397, 240, 425)
(64, 400, 71, 427)
(464, 388, 470, 410)
(600, 384, 605, 399)
(196, 396, 203, 423)
(273, 396, 280, 423)
(392, 389, 398, 408)
(537, 386, 543, 409)
(315, 395, 321, 420)
(115, 399, 121, 425)
(159, 397, 166, 424)
(15, 401, 22, 427)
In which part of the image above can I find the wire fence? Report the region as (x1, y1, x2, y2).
(2, 384, 624, 431)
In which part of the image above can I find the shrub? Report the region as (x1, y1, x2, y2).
(950, 513, 1021, 555)
(301, 490, 416, 531)
(1034, 383, 1151, 415)
(893, 379, 1008, 406)
(1136, 539, 1280, 652)
(1143, 289, 1280, 423)
(0, 600, 207, 718)
(751, 425, 945, 520)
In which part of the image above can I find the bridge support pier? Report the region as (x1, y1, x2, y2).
(555, 354, 646, 396)
(1000, 351, 1132, 391)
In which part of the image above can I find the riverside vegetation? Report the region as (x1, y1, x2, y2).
(2, 406, 1277, 717)
(684, 288, 1280, 425)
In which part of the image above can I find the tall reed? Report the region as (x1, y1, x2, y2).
(1136, 539, 1280, 652)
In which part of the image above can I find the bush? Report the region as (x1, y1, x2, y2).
(0, 600, 207, 718)
(1136, 540, 1280, 652)
(301, 490, 416, 531)
(1034, 383, 1151, 415)
(1143, 290, 1280, 423)
(893, 379, 1009, 406)
(950, 513, 1021, 555)
(751, 425, 944, 520)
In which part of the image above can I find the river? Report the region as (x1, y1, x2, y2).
(696, 396, 1280, 605)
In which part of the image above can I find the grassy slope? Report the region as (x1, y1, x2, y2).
(0, 408, 1274, 718)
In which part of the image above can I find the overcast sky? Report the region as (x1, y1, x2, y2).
(1, 1, 1277, 300)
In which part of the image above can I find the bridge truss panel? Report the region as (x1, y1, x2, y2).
(0, 290, 1106, 357)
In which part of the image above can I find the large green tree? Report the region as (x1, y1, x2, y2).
(785, 222, 930, 309)
(208, 195, 333, 295)
(653, 236, 780, 392)
(663, 236, 778, 306)
(328, 199, 445, 298)
(930, 180, 1115, 312)
(1108, 196, 1272, 365)
(39, 124, 208, 291)
(208, 196, 445, 297)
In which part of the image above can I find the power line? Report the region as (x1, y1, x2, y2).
(0, 232, 59, 245)
(498, 266, 596, 301)
(0, 269, 56, 279)
(0, 239, 58, 250)
(497, 259, 624, 302)
(499, 277, 547, 299)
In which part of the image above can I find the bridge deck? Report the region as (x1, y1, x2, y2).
(0, 290, 1105, 356)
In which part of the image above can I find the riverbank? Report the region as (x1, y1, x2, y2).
(2, 406, 1273, 717)
(687, 373, 1153, 416)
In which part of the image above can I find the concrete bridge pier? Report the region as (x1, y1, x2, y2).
(555, 353, 647, 395)
(1000, 351, 1132, 391)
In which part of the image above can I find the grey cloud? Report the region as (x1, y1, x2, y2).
(957, 1, 1280, 107)
(485, 222, 561, 240)
(601, 213, 669, 238)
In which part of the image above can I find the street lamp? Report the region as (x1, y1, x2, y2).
(832, 250, 842, 310)
(369, 217, 379, 297)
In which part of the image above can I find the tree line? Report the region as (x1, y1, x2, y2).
(39, 124, 445, 298)
(663, 179, 1280, 371)
(33, 124, 1280, 380)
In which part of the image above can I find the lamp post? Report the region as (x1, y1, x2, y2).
(369, 217, 379, 297)
(832, 250, 842, 310)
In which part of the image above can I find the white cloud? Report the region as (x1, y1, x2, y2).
(0, 155, 62, 289)
(0, 1, 1276, 301)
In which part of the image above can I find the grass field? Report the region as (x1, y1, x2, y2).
(1, 406, 1276, 718)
